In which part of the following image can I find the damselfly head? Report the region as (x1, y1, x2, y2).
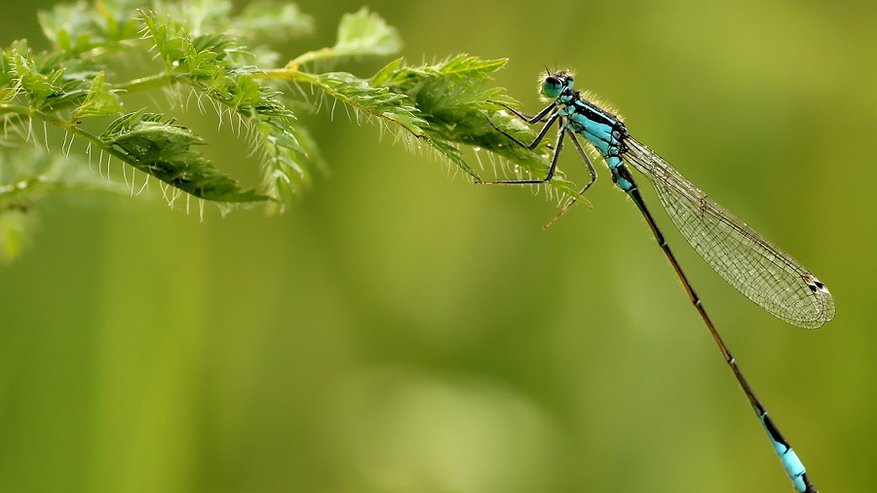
(540, 70, 574, 99)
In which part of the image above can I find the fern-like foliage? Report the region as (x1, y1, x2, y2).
(100, 111, 266, 201)
(0, 0, 572, 262)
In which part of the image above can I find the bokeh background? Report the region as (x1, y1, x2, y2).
(1, 1, 874, 492)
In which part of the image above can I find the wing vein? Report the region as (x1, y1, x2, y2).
(622, 136, 835, 328)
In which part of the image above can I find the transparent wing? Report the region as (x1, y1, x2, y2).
(622, 137, 835, 328)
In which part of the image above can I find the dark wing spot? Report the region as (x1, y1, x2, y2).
(803, 274, 829, 294)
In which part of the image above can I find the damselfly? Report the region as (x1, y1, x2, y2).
(485, 69, 834, 492)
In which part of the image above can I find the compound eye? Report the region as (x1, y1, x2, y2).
(541, 75, 565, 98)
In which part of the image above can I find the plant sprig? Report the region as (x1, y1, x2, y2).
(0, 0, 574, 263)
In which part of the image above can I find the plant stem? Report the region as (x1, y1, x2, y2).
(254, 67, 315, 84)
(285, 48, 336, 73)
(0, 105, 138, 170)
(115, 72, 176, 93)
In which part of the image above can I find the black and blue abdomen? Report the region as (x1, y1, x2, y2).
(561, 96, 634, 192)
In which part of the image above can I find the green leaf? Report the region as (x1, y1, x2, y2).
(13, 53, 65, 110)
(333, 7, 402, 58)
(309, 71, 426, 137)
(305, 69, 483, 178)
(100, 111, 266, 202)
(72, 71, 122, 120)
(93, 0, 143, 42)
(0, 48, 17, 104)
(138, 9, 189, 67)
(141, 10, 293, 117)
(286, 7, 401, 69)
(234, 1, 314, 41)
(4, 40, 107, 112)
(37, 0, 97, 53)
(37, 0, 141, 53)
(256, 115, 310, 207)
(372, 55, 508, 85)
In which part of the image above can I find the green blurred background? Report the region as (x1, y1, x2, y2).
(1, 1, 874, 492)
